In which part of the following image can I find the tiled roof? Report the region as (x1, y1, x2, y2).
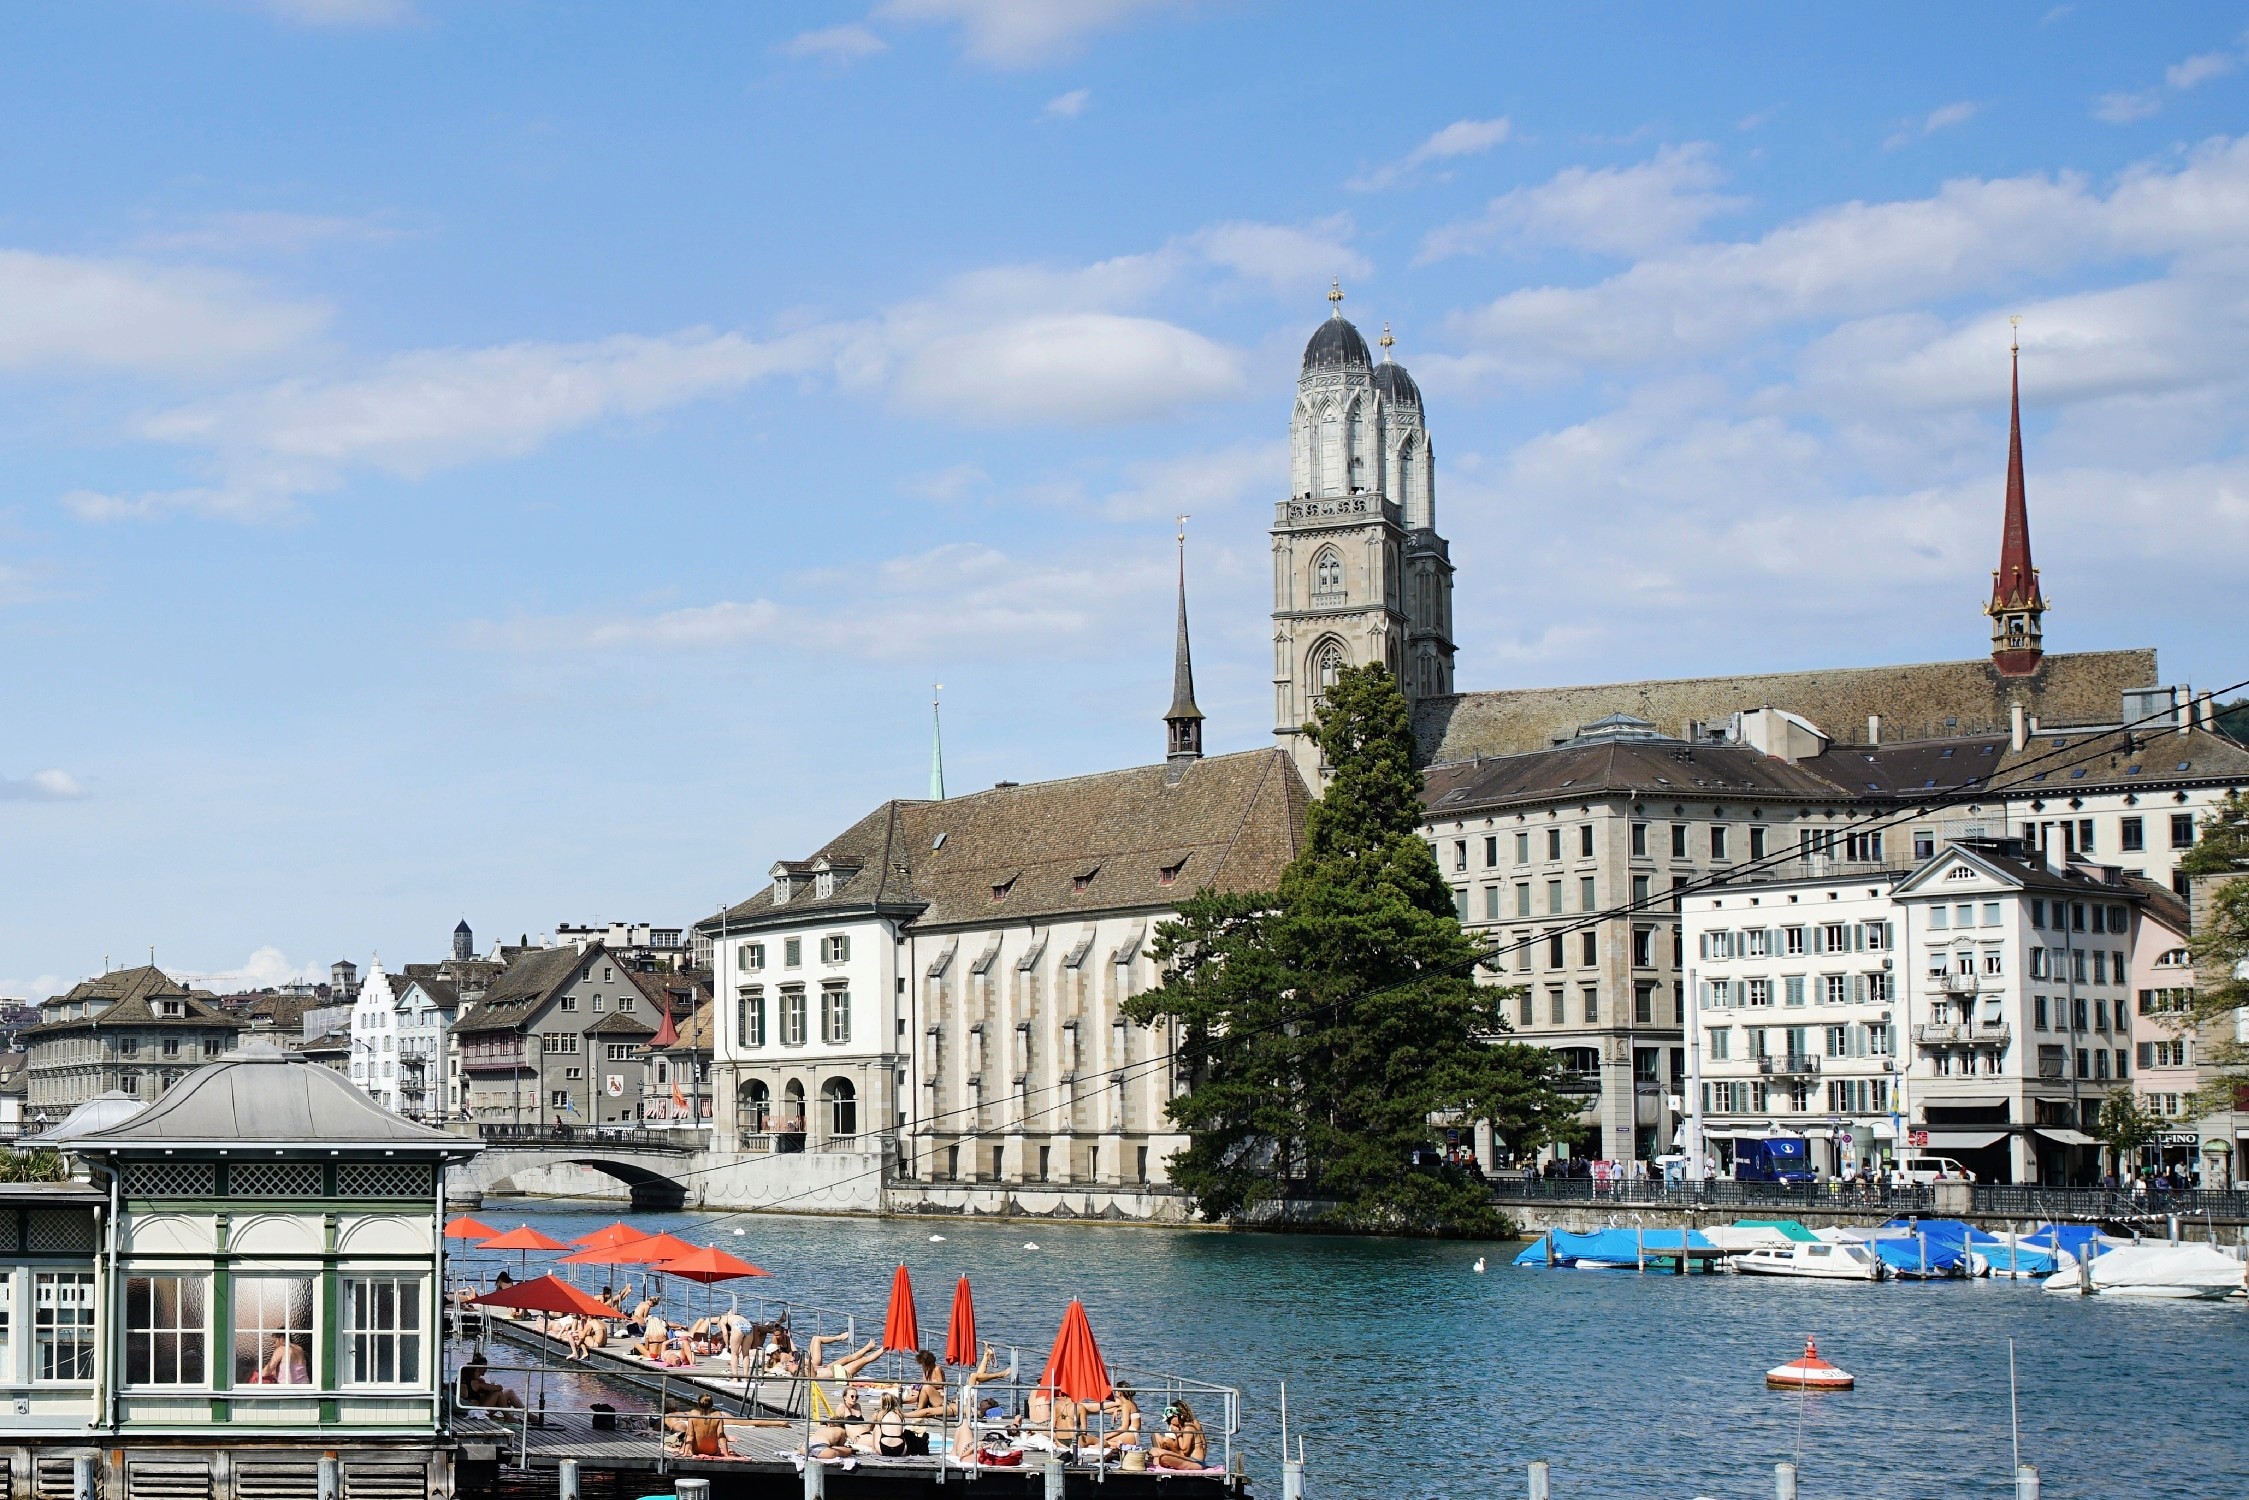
(451, 945, 590, 1036)
(584, 1010, 656, 1037)
(394, 975, 461, 1009)
(702, 748, 1310, 935)
(1422, 738, 1856, 817)
(1990, 725, 2249, 797)
(657, 998, 717, 1052)
(28, 965, 248, 1037)
(1799, 736, 2010, 798)
(1414, 649, 2158, 764)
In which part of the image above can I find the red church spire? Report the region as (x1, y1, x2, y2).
(1987, 321, 2047, 676)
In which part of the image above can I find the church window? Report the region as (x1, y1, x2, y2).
(1310, 641, 1347, 705)
(1312, 549, 1343, 599)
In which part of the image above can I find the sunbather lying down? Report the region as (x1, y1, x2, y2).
(806, 1333, 884, 1381)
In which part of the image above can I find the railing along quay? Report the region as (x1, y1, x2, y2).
(467, 1124, 703, 1153)
(1491, 1177, 2249, 1225)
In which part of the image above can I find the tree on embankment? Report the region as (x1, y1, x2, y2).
(1128, 663, 1580, 1236)
(2177, 791, 2249, 1116)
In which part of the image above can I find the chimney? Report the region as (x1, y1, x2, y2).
(2176, 685, 2192, 736)
(1867, 715, 1881, 745)
(2010, 702, 2026, 753)
(2198, 693, 2217, 730)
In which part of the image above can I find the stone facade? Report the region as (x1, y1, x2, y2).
(24, 966, 248, 1118)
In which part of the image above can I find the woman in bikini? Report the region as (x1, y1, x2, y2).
(663, 1395, 734, 1458)
(873, 1393, 911, 1457)
(906, 1349, 948, 1418)
(1100, 1387, 1142, 1455)
(1152, 1399, 1206, 1471)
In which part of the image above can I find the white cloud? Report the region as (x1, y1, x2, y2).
(2095, 39, 2243, 122)
(1093, 440, 1284, 520)
(84, 328, 828, 520)
(1348, 117, 1513, 191)
(1886, 100, 1979, 148)
(1419, 143, 1743, 262)
(875, 0, 1186, 68)
(174, 946, 325, 991)
(0, 250, 325, 377)
(135, 210, 404, 255)
(1043, 88, 1090, 119)
(1450, 135, 2249, 376)
(777, 23, 889, 62)
(471, 540, 1170, 662)
(902, 463, 990, 501)
(0, 769, 83, 801)
(884, 313, 1242, 424)
(1188, 216, 1368, 298)
(249, 0, 414, 25)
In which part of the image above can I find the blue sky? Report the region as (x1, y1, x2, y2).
(5, 1, 2247, 997)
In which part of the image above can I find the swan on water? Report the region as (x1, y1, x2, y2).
(1023, 1242, 1040, 1251)
(1473, 1257, 1487, 1274)
(928, 1234, 947, 1242)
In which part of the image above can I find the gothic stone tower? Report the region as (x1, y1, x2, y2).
(1272, 288, 1456, 781)
(1987, 333, 2048, 677)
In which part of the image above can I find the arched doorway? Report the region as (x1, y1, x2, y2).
(821, 1077, 858, 1143)
(736, 1078, 770, 1142)
(779, 1079, 807, 1153)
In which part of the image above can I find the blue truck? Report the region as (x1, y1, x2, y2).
(1733, 1135, 1816, 1185)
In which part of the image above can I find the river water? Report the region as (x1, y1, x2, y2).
(459, 1199, 2247, 1500)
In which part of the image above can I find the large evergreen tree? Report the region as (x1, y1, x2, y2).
(1128, 664, 1579, 1235)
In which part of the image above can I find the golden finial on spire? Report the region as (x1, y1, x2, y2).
(1327, 279, 1344, 317)
(1176, 513, 1190, 545)
(2009, 313, 2020, 356)
(1379, 322, 1395, 360)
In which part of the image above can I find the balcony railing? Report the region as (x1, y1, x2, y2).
(1916, 1022, 2012, 1045)
(1939, 973, 1979, 995)
(1556, 1070, 1603, 1094)
(1757, 1055, 1820, 1076)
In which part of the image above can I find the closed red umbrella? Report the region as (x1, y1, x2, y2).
(943, 1277, 978, 1367)
(658, 1246, 770, 1283)
(881, 1264, 919, 1352)
(1037, 1299, 1112, 1405)
(469, 1274, 618, 1318)
(570, 1221, 649, 1250)
(445, 1216, 499, 1240)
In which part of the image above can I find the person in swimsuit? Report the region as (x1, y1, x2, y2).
(663, 1395, 735, 1458)
(873, 1393, 910, 1457)
(907, 1349, 948, 1418)
(458, 1352, 523, 1412)
(806, 1334, 884, 1382)
(1100, 1387, 1142, 1454)
(1152, 1400, 1206, 1471)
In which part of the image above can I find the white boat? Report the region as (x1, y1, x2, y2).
(1732, 1241, 1884, 1281)
(2040, 1244, 2248, 1300)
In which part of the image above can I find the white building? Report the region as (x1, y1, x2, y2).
(347, 960, 401, 1109)
(391, 976, 460, 1121)
(1687, 837, 2168, 1184)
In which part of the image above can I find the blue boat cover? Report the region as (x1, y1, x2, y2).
(1983, 1242, 2059, 1276)
(1513, 1227, 1716, 1266)
(1869, 1233, 1972, 1274)
(1876, 1218, 2002, 1251)
(2021, 1223, 2104, 1260)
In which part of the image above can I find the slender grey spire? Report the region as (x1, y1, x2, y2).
(1165, 517, 1203, 764)
(929, 683, 946, 800)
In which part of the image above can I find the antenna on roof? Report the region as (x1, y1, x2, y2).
(930, 683, 946, 802)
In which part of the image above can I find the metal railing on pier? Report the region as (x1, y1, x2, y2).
(1493, 1177, 2249, 1225)
(468, 1124, 701, 1152)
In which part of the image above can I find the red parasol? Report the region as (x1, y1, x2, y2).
(445, 1216, 499, 1240)
(881, 1263, 920, 1352)
(943, 1277, 978, 1367)
(476, 1225, 570, 1251)
(570, 1221, 649, 1250)
(657, 1246, 770, 1284)
(469, 1274, 618, 1318)
(1037, 1299, 1113, 1406)
(599, 1232, 701, 1265)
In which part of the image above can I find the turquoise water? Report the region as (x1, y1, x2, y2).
(461, 1200, 2248, 1499)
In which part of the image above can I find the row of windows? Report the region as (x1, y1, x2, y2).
(2037, 813, 2197, 855)
(1704, 1023, 1894, 1061)
(1703, 1079, 1896, 1115)
(1701, 973, 1894, 1008)
(2035, 1044, 2134, 1081)
(1512, 982, 1681, 1028)
(553, 993, 637, 1015)
(1446, 821, 1817, 873)
(121, 1273, 420, 1388)
(1701, 923, 1892, 959)
(2028, 994, 2131, 1034)
(736, 935, 853, 972)
(736, 987, 852, 1049)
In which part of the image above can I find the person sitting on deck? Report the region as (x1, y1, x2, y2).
(906, 1349, 948, 1418)
(663, 1395, 736, 1458)
(807, 1333, 884, 1382)
(1152, 1400, 1206, 1471)
(1099, 1387, 1141, 1454)
(458, 1351, 523, 1412)
(873, 1393, 911, 1457)
(1025, 1389, 1081, 1451)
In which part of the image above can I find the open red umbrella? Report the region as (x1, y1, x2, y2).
(570, 1221, 649, 1250)
(445, 1215, 499, 1240)
(477, 1225, 570, 1251)
(881, 1264, 920, 1352)
(469, 1274, 619, 1318)
(657, 1246, 770, 1283)
(1037, 1299, 1113, 1405)
(600, 1232, 701, 1265)
(943, 1277, 978, 1367)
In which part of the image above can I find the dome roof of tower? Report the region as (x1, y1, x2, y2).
(1371, 360, 1420, 406)
(1302, 316, 1372, 372)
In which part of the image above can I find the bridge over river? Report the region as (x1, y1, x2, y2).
(445, 1126, 885, 1213)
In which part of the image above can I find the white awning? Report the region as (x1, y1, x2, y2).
(1920, 1130, 2008, 1150)
(2034, 1128, 2099, 1147)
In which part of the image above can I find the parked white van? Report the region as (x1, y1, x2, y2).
(1899, 1155, 1977, 1184)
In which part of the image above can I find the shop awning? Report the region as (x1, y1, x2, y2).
(1919, 1130, 2007, 1150)
(2034, 1128, 2099, 1148)
(1926, 1096, 2006, 1109)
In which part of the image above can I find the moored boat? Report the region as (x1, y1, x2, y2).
(2039, 1243, 2249, 1299)
(1733, 1241, 1884, 1281)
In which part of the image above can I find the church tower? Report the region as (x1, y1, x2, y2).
(1987, 326, 2047, 677)
(1272, 287, 1455, 781)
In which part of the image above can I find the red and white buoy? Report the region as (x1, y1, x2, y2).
(1766, 1337, 1854, 1391)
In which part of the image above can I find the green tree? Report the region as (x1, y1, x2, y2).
(2177, 789, 2249, 877)
(1129, 663, 1580, 1236)
(2094, 1086, 2159, 1172)
(0, 1148, 67, 1184)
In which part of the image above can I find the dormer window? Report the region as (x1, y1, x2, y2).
(991, 878, 1014, 903)
(1159, 858, 1187, 887)
(159, 1000, 185, 1018)
(773, 876, 793, 903)
(815, 872, 836, 898)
